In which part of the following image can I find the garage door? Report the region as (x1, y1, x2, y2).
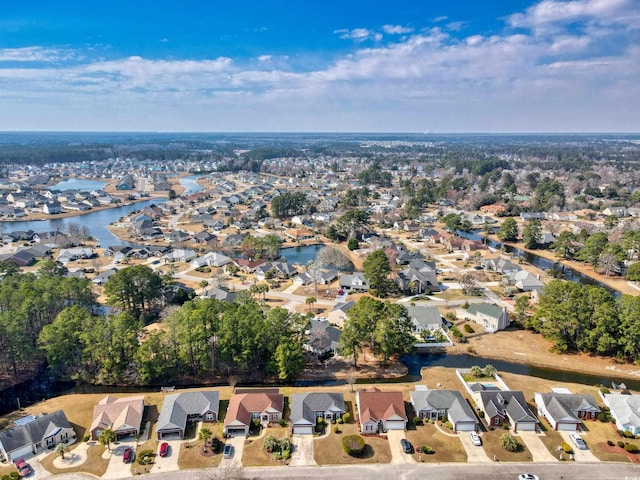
(292, 426, 313, 435)
(226, 428, 247, 437)
(455, 422, 477, 432)
(516, 423, 537, 431)
(9, 445, 33, 462)
(556, 422, 578, 431)
(385, 421, 405, 431)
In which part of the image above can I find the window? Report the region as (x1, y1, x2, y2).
(494, 417, 501, 425)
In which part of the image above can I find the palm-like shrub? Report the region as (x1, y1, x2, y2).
(500, 433, 520, 452)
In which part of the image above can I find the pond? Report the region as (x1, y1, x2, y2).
(278, 244, 325, 265)
(49, 178, 107, 191)
(179, 174, 206, 195)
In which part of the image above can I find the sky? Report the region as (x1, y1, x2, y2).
(0, 0, 638, 133)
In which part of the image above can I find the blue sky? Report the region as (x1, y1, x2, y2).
(0, 0, 638, 132)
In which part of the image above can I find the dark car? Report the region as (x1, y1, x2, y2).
(223, 444, 233, 458)
(159, 442, 169, 457)
(123, 447, 133, 463)
(400, 438, 413, 453)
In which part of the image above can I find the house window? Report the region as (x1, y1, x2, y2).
(252, 412, 260, 419)
(494, 417, 501, 425)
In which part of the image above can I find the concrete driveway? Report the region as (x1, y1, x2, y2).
(458, 431, 492, 463)
(386, 430, 416, 464)
(559, 431, 600, 462)
(219, 435, 245, 468)
(289, 434, 317, 466)
(150, 439, 181, 474)
(518, 431, 558, 462)
(102, 439, 137, 479)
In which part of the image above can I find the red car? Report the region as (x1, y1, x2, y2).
(159, 442, 169, 457)
(14, 458, 32, 477)
(123, 447, 133, 463)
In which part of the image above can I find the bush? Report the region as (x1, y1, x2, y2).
(478, 411, 485, 418)
(562, 442, 573, 454)
(82, 434, 91, 442)
(625, 430, 636, 438)
(421, 445, 434, 454)
(316, 418, 325, 433)
(444, 421, 453, 430)
(463, 324, 474, 333)
(342, 435, 366, 457)
(9, 474, 18, 480)
(607, 440, 615, 446)
(137, 449, 154, 465)
(1, 475, 9, 480)
(500, 433, 520, 452)
(600, 387, 611, 394)
(278, 418, 286, 427)
(337, 417, 344, 424)
(334, 426, 341, 434)
(211, 437, 220, 453)
(282, 449, 291, 460)
(598, 412, 609, 423)
(273, 452, 282, 460)
(618, 440, 626, 448)
(413, 417, 423, 426)
(342, 412, 351, 423)
(625, 444, 638, 453)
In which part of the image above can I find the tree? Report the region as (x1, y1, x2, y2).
(618, 295, 640, 360)
(99, 428, 116, 451)
(483, 364, 497, 377)
(337, 210, 371, 240)
(627, 262, 640, 281)
(38, 259, 68, 278)
(534, 177, 565, 211)
(104, 265, 163, 322)
(522, 218, 542, 249)
(598, 252, 621, 277)
(372, 303, 416, 365)
(470, 365, 483, 378)
(363, 249, 392, 297)
(199, 280, 209, 295)
(55, 442, 70, 460)
(577, 232, 609, 266)
(513, 296, 530, 326)
(496, 218, 518, 242)
(199, 427, 213, 444)
(305, 296, 316, 313)
(168, 189, 177, 200)
(553, 231, 577, 259)
(347, 238, 359, 251)
(274, 340, 305, 381)
(500, 433, 520, 452)
(315, 246, 354, 271)
(442, 213, 462, 233)
(458, 272, 479, 296)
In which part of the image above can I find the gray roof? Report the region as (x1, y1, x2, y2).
(405, 305, 443, 329)
(478, 391, 538, 424)
(410, 390, 478, 425)
(467, 302, 504, 320)
(330, 300, 356, 313)
(0, 410, 72, 453)
(308, 320, 342, 351)
(290, 393, 345, 425)
(536, 393, 600, 423)
(157, 391, 220, 433)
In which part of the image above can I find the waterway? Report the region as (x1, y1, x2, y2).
(1, 198, 167, 247)
(179, 174, 206, 195)
(49, 178, 107, 191)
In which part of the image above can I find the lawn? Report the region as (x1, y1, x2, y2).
(39, 443, 108, 476)
(583, 419, 635, 463)
(406, 423, 467, 462)
(481, 429, 532, 462)
(314, 422, 392, 465)
(179, 422, 226, 469)
(242, 425, 290, 467)
(0, 464, 18, 477)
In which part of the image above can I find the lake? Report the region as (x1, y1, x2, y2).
(279, 244, 324, 265)
(49, 178, 107, 191)
(179, 174, 206, 195)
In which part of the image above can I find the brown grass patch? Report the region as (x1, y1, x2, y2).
(481, 430, 532, 462)
(583, 420, 634, 463)
(314, 422, 392, 465)
(0, 464, 18, 477)
(179, 423, 225, 469)
(406, 424, 467, 462)
(242, 425, 290, 467)
(39, 443, 108, 476)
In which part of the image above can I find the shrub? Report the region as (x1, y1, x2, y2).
(278, 438, 291, 453)
(444, 421, 453, 430)
(278, 418, 286, 427)
(9, 474, 19, 480)
(562, 442, 573, 454)
(463, 324, 474, 333)
(625, 444, 639, 453)
(598, 413, 609, 423)
(478, 411, 485, 418)
(600, 387, 611, 394)
(342, 412, 351, 423)
(273, 452, 282, 460)
(337, 417, 344, 424)
(500, 433, 520, 452)
(264, 435, 278, 453)
(1, 475, 9, 480)
(421, 445, 434, 454)
(342, 435, 366, 457)
(618, 440, 626, 448)
(334, 426, 341, 434)
(82, 434, 91, 442)
(625, 430, 636, 439)
(413, 417, 423, 426)
(282, 449, 291, 460)
(137, 449, 154, 465)
(607, 440, 615, 446)
(211, 437, 220, 453)
(316, 418, 325, 433)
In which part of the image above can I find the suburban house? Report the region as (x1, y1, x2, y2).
(466, 303, 510, 333)
(290, 393, 346, 434)
(395, 260, 439, 294)
(504, 270, 545, 292)
(356, 387, 407, 433)
(0, 411, 75, 462)
(405, 305, 445, 334)
(294, 268, 338, 286)
(410, 386, 479, 432)
(534, 391, 601, 431)
(90, 395, 145, 440)
(338, 273, 369, 292)
(305, 319, 341, 355)
(223, 390, 284, 436)
(476, 390, 539, 432)
(156, 391, 220, 440)
(602, 393, 640, 436)
(190, 252, 232, 268)
(326, 301, 355, 327)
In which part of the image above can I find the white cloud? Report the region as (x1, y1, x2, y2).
(0, 46, 72, 62)
(382, 25, 414, 35)
(334, 28, 381, 42)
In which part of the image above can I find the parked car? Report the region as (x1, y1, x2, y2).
(400, 438, 413, 453)
(518, 475, 539, 480)
(223, 444, 233, 458)
(569, 432, 587, 449)
(123, 447, 133, 463)
(470, 431, 482, 446)
(159, 442, 169, 457)
(14, 459, 32, 477)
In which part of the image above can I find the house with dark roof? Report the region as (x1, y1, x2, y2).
(0, 411, 74, 462)
(223, 391, 284, 436)
(156, 391, 220, 440)
(405, 305, 444, 334)
(466, 303, 509, 333)
(534, 392, 600, 431)
(306, 319, 341, 355)
(338, 273, 369, 292)
(476, 390, 539, 432)
(290, 393, 345, 435)
(356, 387, 407, 433)
(395, 260, 439, 294)
(410, 387, 478, 432)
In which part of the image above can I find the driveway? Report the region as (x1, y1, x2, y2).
(289, 434, 317, 466)
(102, 439, 137, 479)
(559, 431, 600, 462)
(386, 430, 416, 464)
(518, 431, 558, 462)
(219, 434, 245, 468)
(150, 439, 181, 474)
(458, 431, 492, 463)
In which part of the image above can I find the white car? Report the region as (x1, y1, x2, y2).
(518, 475, 539, 480)
(570, 432, 587, 449)
(469, 431, 482, 446)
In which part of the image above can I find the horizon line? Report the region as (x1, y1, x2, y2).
(0, 130, 639, 135)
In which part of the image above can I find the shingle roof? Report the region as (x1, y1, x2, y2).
(536, 393, 600, 423)
(467, 302, 504, 319)
(357, 388, 406, 424)
(478, 391, 538, 424)
(157, 391, 220, 434)
(0, 410, 72, 453)
(90, 395, 144, 434)
(224, 392, 284, 429)
(410, 389, 478, 425)
(290, 393, 345, 425)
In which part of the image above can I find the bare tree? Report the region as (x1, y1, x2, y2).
(200, 463, 245, 480)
